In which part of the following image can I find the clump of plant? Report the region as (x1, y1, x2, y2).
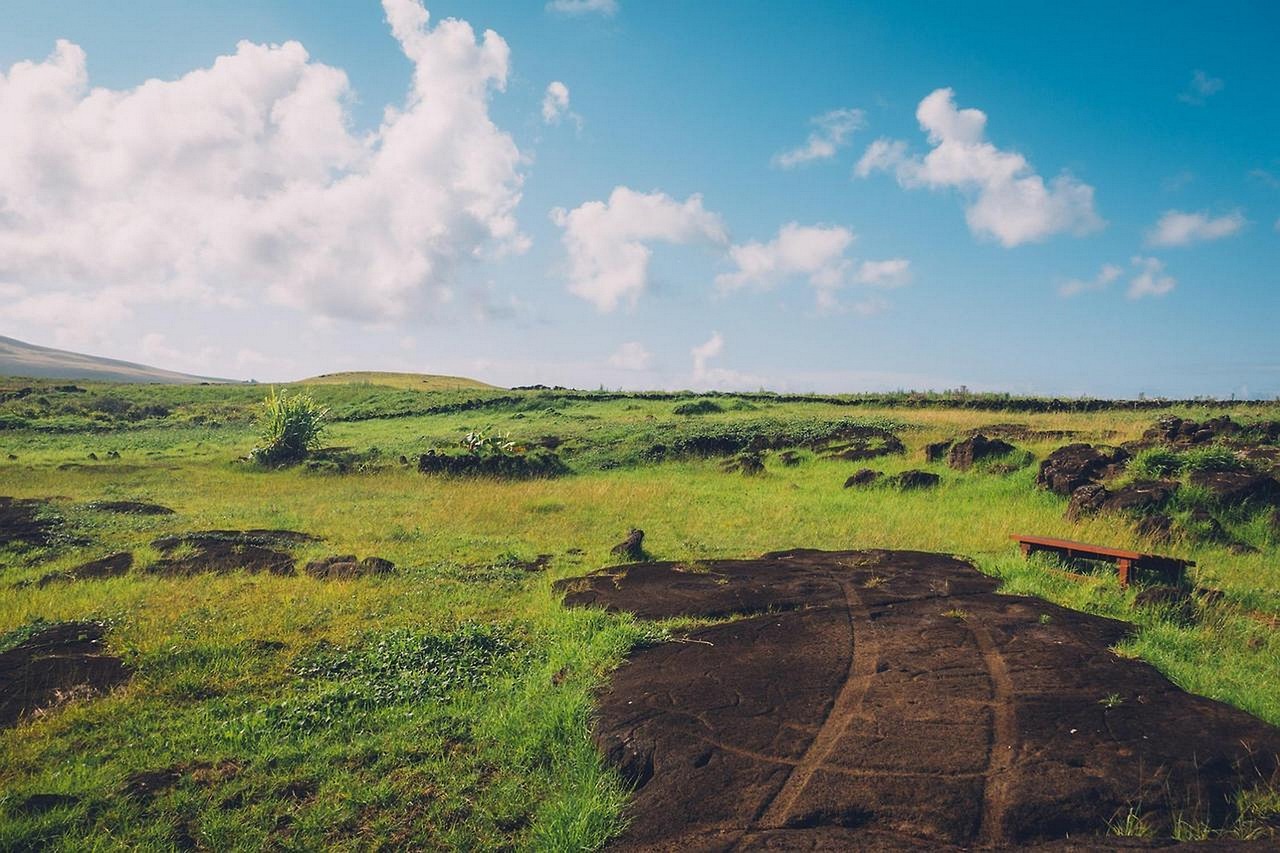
(673, 399, 724, 416)
(249, 388, 328, 467)
(1181, 445, 1248, 475)
(460, 428, 517, 455)
(1129, 447, 1184, 479)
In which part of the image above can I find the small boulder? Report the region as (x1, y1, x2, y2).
(611, 529, 649, 562)
(1065, 483, 1109, 521)
(948, 434, 1015, 471)
(844, 469, 882, 488)
(304, 555, 359, 579)
(892, 470, 940, 490)
(1037, 444, 1130, 495)
(1099, 480, 1179, 515)
(1181, 509, 1229, 544)
(1133, 585, 1196, 623)
(1189, 470, 1280, 508)
(359, 556, 395, 575)
(923, 441, 953, 463)
(777, 450, 802, 467)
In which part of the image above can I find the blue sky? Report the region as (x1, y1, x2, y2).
(0, 0, 1276, 396)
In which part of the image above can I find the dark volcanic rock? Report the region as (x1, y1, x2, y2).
(304, 555, 395, 579)
(1144, 416, 1242, 446)
(924, 440, 953, 463)
(843, 469, 882, 488)
(1133, 585, 1197, 623)
(1189, 470, 1280, 508)
(0, 621, 131, 728)
(820, 432, 905, 462)
(32, 552, 133, 587)
(610, 529, 649, 562)
(556, 550, 1280, 849)
(1065, 483, 1110, 521)
(891, 470, 940, 490)
(1100, 480, 1179, 515)
(948, 434, 1015, 470)
(721, 452, 765, 475)
(1036, 444, 1130, 495)
(777, 450, 802, 467)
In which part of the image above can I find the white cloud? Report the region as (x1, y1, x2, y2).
(1146, 209, 1245, 247)
(715, 222, 908, 310)
(1178, 70, 1223, 106)
(689, 331, 764, 390)
(552, 187, 728, 311)
(546, 0, 618, 15)
(773, 108, 865, 169)
(854, 88, 1102, 247)
(691, 331, 724, 376)
(1059, 263, 1122, 297)
(608, 341, 652, 370)
(0, 0, 526, 339)
(1128, 256, 1175, 299)
(854, 259, 911, 287)
(541, 80, 580, 128)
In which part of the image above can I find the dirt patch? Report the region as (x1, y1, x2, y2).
(0, 621, 131, 728)
(0, 496, 62, 549)
(21, 552, 133, 588)
(557, 549, 1280, 849)
(86, 500, 175, 516)
(148, 530, 316, 577)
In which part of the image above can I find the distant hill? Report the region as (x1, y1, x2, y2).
(297, 371, 496, 391)
(0, 335, 234, 384)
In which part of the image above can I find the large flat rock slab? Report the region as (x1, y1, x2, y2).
(555, 549, 1280, 850)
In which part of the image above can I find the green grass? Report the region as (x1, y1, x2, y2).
(1, 382, 1279, 848)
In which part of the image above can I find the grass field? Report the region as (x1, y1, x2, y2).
(2, 378, 1278, 849)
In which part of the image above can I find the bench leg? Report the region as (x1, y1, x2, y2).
(1019, 542, 1032, 558)
(1116, 558, 1132, 589)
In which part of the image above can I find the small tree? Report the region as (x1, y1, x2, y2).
(249, 388, 328, 467)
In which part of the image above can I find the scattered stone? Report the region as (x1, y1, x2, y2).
(611, 529, 649, 562)
(843, 469, 882, 488)
(721, 452, 765, 475)
(304, 555, 396, 579)
(417, 449, 568, 479)
(1065, 483, 1109, 522)
(777, 450, 802, 467)
(1189, 470, 1280, 508)
(0, 621, 131, 728)
(1181, 509, 1230, 544)
(556, 549, 1280, 848)
(924, 440, 953, 462)
(1143, 416, 1242, 446)
(947, 433, 1015, 470)
(890, 470, 940, 490)
(7, 454, 17, 461)
(1100, 480, 1179, 515)
(87, 453, 98, 461)
(106, 451, 120, 460)
(1036, 444, 1130, 495)
(398, 455, 410, 465)
(31, 552, 133, 588)
(86, 500, 175, 516)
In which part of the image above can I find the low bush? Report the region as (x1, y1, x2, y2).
(672, 399, 724, 416)
(1181, 446, 1248, 475)
(249, 388, 328, 467)
(1129, 447, 1184, 479)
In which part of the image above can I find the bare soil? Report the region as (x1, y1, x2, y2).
(557, 549, 1280, 850)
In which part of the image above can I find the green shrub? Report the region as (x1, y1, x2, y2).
(249, 388, 328, 467)
(1182, 445, 1247, 474)
(672, 399, 724, 416)
(1129, 447, 1184, 479)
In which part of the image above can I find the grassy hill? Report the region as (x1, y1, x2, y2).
(0, 335, 232, 384)
(297, 371, 496, 391)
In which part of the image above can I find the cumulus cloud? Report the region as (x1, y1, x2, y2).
(688, 331, 764, 389)
(854, 88, 1102, 247)
(1128, 256, 1175, 299)
(773, 108, 865, 169)
(1178, 70, 1224, 106)
(0, 0, 526, 338)
(541, 80, 580, 128)
(1147, 209, 1245, 247)
(546, 0, 618, 15)
(1059, 263, 1122, 297)
(552, 187, 728, 311)
(608, 341, 652, 370)
(716, 222, 908, 310)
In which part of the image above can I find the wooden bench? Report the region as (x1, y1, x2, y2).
(1010, 534, 1194, 588)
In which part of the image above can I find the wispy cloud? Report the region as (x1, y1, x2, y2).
(1059, 263, 1122, 297)
(1146, 209, 1245, 247)
(773, 108, 866, 168)
(546, 0, 618, 16)
(1128, 256, 1176, 299)
(608, 341, 652, 371)
(1178, 70, 1224, 106)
